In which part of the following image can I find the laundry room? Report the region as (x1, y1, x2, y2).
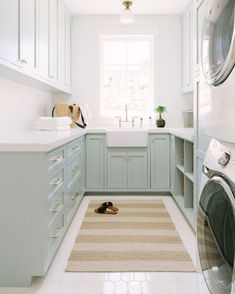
(0, 0, 234, 293)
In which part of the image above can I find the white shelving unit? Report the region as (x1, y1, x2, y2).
(172, 136, 195, 229)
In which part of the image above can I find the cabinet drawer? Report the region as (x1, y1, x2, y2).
(69, 177, 82, 206)
(67, 154, 81, 188)
(47, 191, 64, 226)
(67, 138, 81, 162)
(65, 178, 82, 224)
(47, 210, 65, 257)
(46, 146, 66, 174)
(47, 168, 65, 201)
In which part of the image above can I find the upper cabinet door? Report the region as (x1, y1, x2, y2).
(0, 0, 20, 67)
(57, 0, 65, 87)
(65, 12, 71, 88)
(58, 1, 71, 89)
(19, 0, 37, 72)
(49, 0, 58, 82)
(194, 0, 207, 73)
(182, 4, 193, 93)
(38, 0, 49, 80)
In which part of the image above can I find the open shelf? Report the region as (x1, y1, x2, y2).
(184, 141, 194, 174)
(175, 137, 184, 166)
(176, 164, 185, 173)
(173, 195, 195, 227)
(184, 176, 193, 208)
(185, 172, 194, 183)
(172, 135, 195, 229)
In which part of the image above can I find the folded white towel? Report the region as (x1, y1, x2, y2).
(36, 116, 72, 127)
(35, 125, 71, 131)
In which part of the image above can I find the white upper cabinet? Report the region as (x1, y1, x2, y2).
(194, 0, 207, 73)
(182, 3, 193, 93)
(49, 0, 58, 82)
(57, 0, 66, 87)
(65, 12, 71, 88)
(19, 0, 37, 73)
(0, 0, 71, 93)
(38, 0, 49, 80)
(57, 1, 71, 90)
(0, 0, 20, 67)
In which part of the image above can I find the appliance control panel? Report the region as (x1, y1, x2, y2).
(218, 152, 231, 167)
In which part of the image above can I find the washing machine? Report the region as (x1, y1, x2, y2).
(198, 139, 235, 294)
(200, 0, 235, 143)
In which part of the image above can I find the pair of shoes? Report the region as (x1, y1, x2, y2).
(94, 202, 119, 215)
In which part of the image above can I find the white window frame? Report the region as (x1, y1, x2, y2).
(99, 34, 154, 120)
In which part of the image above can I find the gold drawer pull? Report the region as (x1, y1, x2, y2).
(50, 177, 63, 186)
(49, 155, 64, 164)
(51, 227, 63, 239)
(72, 166, 80, 172)
(50, 202, 63, 213)
(72, 192, 79, 200)
(72, 146, 80, 151)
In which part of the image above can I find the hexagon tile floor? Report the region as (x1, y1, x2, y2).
(0, 196, 210, 294)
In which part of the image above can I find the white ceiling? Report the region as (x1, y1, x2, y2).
(64, 0, 191, 16)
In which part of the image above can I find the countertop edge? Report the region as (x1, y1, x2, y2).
(0, 128, 194, 152)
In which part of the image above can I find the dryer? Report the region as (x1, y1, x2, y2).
(200, 0, 235, 144)
(197, 139, 235, 294)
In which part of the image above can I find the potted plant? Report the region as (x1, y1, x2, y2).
(155, 106, 166, 128)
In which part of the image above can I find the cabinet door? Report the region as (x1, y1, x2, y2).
(57, 0, 65, 86)
(194, 0, 207, 72)
(182, 4, 193, 93)
(80, 136, 86, 194)
(107, 152, 127, 189)
(128, 152, 148, 189)
(0, 0, 20, 67)
(19, 0, 37, 72)
(49, 0, 58, 82)
(150, 135, 170, 190)
(65, 12, 71, 88)
(86, 135, 105, 190)
(65, 178, 81, 225)
(38, 0, 49, 80)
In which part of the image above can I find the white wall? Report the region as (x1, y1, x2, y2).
(0, 76, 53, 133)
(66, 15, 193, 127)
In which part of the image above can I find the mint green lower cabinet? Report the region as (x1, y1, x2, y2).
(107, 149, 147, 190)
(0, 135, 85, 287)
(150, 134, 170, 190)
(81, 136, 86, 194)
(128, 152, 148, 189)
(86, 135, 105, 190)
(107, 152, 127, 189)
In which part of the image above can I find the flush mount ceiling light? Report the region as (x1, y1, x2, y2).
(120, 1, 134, 24)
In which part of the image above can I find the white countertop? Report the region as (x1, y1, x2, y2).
(0, 127, 194, 152)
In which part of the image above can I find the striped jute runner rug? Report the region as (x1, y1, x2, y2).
(66, 200, 195, 272)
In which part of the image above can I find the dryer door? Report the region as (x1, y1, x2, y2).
(198, 176, 235, 294)
(201, 0, 235, 86)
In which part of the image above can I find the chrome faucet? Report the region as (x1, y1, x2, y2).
(115, 104, 143, 128)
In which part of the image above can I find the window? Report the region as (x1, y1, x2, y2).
(100, 35, 154, 119)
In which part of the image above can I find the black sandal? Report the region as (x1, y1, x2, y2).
(102, 202, 119, 212)
(94, 206, 117, 215)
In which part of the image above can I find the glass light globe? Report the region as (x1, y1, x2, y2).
(120, 8, 134, 24)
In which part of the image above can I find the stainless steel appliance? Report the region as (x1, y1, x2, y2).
(198, 139, 235, 294)
(199, 0, 235, 143)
